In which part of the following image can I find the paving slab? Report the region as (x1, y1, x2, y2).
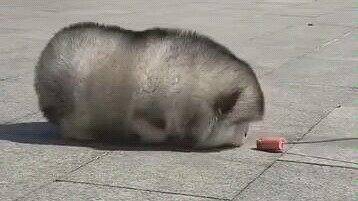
(296, 0, 355, 11)
(184, 0, 291, 13)
(279, 106, 357, 168)
(234, 161, 357, 201)
(62, 151, 271, 200)
(0, 74, 40, 124)
(0, 34, 45, 63)
(313, 10, 357, 27)
(0, 59, 35, 80)
(262, 5, 331, 18)
(341, 88, 358, 107)
(254, 75, 354, 140)
(0, 0, 184, 14)
(249, 24, 352, 49)
(23, 181, 221, 201)
(235, 45, 310, 76)
(10, 112, 47, 124)
(0, 124, 106, 200)
(271, 57, 356, 88)
(308, 31, 357, 61)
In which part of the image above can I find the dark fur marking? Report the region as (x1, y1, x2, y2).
(42, 106, 61, 124)
(214, 90, 240, 116)
(148, 117, 166, 130)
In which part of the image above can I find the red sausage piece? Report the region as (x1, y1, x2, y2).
(256, 136, 287, 152)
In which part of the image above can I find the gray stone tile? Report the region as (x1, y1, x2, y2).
(235, 45, 310, 75)
(268, 83, 351, 110)
(234, 161, 357, 201)
(0, 0, 185, 14)
(250, 24, 352, 49)
(271, 57, 356, 88)
(0, 135, 105, 200)
(11, 112, 47, 124)
(314, 10, 357, 27)
(0, 59, 36, 80)
(256, 0, 313, 5)
(0, 74, 40, 123)
(64, 151, 270, 200)
(341, 88, 358, 107)
(0, 35, 45, 62)
(23, 181, 219, 201)
(186, 1, 291, 12)
(262, 6, 330, 18)
(255, 77, 354, 140)
(280, 106, 357, 168)
(0, 34, 45, 79)
(308, 31, 356, 61)
(296, 0, 355, 12)
(0, 16, 83, 40)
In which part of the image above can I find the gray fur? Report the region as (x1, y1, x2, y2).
(34, 22, 264, 149)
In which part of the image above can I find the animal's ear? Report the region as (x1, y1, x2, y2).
(231, 85, 265, 122)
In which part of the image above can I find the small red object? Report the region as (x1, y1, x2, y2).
(256, 136, 287, 152)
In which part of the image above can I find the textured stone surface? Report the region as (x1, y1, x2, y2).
(255, 77, 354, 141)
(249, 24, 352, 49)
(0, 74, 40, 124)
(63, 151, 270, 200)
(0, 134, 105, 200)
(279, 106, 357, 168)
(271, 57, 356, 88)
(308, 31, 356, 61)
(234, 161, 357, 201)
(23, 181, 220, 201)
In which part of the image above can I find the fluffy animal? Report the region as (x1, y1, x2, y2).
(34, 22, 264, 149)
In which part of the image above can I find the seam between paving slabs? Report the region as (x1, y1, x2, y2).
(292, 105, 337, 142)
(263, 27, 355, 77)
(230, 158, 281, 201)
(13, 151, 110, 201)
(276, 159, 358, 170)
(285, 152, 356, 165)
(53, 179, 228, 201)
(270, 82, 358, 90)
(230, 104, 338, 200)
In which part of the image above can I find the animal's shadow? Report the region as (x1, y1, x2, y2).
(0, 122, 235, 152)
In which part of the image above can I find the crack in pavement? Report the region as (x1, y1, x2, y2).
(53, 179, 229, 201)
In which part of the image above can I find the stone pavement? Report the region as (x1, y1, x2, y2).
(0, 0, 357, 200)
